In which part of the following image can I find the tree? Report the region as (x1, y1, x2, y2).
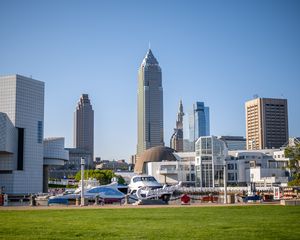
(74, 169, 125, 185)
(285, 143, 300, 186)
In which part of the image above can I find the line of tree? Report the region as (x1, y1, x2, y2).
(74, 169, 125, 185)
(284, 143, 300, 186)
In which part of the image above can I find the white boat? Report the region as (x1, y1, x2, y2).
(128, 175, 162, 194)
(74, 178, 126, 194)
(74, 178, 100, 194)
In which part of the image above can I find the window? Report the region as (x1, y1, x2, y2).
(228, 164, 235, 170)
(228, 173, 235, 181)
(88, 187, 106, 193)
(160, 165, 176, 171)
(37, 121, 43, 143)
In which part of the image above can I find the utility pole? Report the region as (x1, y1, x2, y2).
(224, 164, 227, 204)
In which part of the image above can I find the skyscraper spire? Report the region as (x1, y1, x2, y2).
(177, 99, 184, 128)
(170, 100, 184, 152)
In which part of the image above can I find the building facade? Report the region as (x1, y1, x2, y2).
(145, 152, 195, 186)
(74, 94, 94, 160)
(226, 149, 289, 187)
(0, 74, 44, 193)
(189, 102, 210, 151)
(43, 137, 69, 192)
(170, 100, 184, 152)
(137, 49, 164, 155)
(195, 136, 227, 188)
(49, 148, 92, 179)
(245, 97, 288, 150)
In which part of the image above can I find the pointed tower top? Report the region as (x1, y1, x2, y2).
(141, 48, 159, 66)
(179, 99, 183, 114)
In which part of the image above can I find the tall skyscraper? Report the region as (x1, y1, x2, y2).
(170, 100, 184, 152)
(0, 74, 44, 193)
(245, 97, 288, 150)
(74, 94, 94, 161)
(137, 48, 164, 155)
(189, 102, 210, 150)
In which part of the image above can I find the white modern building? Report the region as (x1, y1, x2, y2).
(226, 149, 289, 186)
(195, 136, 227, 188)
(146, 152, 195, 185)
(43, 137, 69, 192)
(0, 74, 44, 194)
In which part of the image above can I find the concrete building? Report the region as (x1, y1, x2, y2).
(43, 137, 69, 192)
(245, 97, 288, 150)
(0, 74, 44, 193)
(49, 148, 92, 179)
(74, 94, 94, 160)
(189, 102, 210, 151)
(195, 136, 227, 188)
(170, 100, 184, 152)
(137, 48, 164, 156)
(218, 136, 246, 151)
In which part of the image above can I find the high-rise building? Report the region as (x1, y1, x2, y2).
(137, 49, 164, 155)
(189, 102, 210, 150)
(74, 94, 94, 161)
(0, 74, 44, 193)
(245, 97, 288, 150)
(170, 100, 184, 152)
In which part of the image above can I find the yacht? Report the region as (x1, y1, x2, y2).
(128, 175, 162, 194)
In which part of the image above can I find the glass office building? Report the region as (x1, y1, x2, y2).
(137, 49, 164, 155)
(195, 136, 227, 188)
(189, 102, 210, 151)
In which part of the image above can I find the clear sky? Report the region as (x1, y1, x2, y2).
(1, 0, 299, 160)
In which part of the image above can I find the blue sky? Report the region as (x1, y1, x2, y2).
(1, 0, 299, 160)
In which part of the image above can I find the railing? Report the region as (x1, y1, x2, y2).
(173, 186, 274, 193)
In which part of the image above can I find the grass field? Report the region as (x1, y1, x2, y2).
(0, 205, 300, 240)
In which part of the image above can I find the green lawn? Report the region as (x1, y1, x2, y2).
(0, 206, 300, 240)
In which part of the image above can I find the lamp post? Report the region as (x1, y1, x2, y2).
(223, 164, 227, 204)
(80, 157, 85, 206)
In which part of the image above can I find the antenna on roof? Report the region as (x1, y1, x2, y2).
(148, 41, 151, 50)
(253, 94, 259, 99)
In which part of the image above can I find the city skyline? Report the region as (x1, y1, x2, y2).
(1, 1, 300, 160)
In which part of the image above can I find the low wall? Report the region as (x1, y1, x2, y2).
(280, 200, 300, 206)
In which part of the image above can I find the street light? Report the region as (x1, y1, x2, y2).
(80, 157, 85, 206)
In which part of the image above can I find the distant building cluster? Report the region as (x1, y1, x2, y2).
(49, 94, 94, 179)
(0, 48, 296, 194)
